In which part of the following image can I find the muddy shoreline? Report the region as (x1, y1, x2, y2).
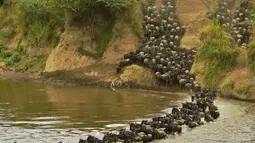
(0, 69, 182, 93)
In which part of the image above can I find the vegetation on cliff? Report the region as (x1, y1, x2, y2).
(0, 0, 142, 47)
(248, 40, 255, 74)
(247, 4, 255, 74)
(192, 19, 255, 100)
(0, 0, 145, 71)
(192, 21, 240, 88)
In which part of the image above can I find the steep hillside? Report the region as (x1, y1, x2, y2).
(0, 0, 145, 83)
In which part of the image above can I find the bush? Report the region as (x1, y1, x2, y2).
(195, 21, 240, 88)
(0, 41, 21, 67)
(18, 0, 65, 47)
(3, 53, 21, 66)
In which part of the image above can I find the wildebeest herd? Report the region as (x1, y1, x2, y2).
(214, 0, 253, 47)
(116, 0, 198, 90)
(77, 0, 253, 143)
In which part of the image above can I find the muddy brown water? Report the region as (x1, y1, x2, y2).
(0, 80, 254, 143)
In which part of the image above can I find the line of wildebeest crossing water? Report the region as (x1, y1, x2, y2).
(78, 0, 253, 142)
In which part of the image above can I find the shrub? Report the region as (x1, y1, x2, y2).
(4, 53, 21, 66)
(18, 0, 65, 47)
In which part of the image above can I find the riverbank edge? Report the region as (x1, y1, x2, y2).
(0, 68, 181, 92)
(1, 69, 254, 102)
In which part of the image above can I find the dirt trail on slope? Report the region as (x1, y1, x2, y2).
(155, 0, 164, 8)
(176, 0, 213, 48)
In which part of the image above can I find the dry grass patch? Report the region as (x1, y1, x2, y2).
(120, 65, 158, 87)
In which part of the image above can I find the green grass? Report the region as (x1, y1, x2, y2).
(18, 0, 65, 47)
(126, 0, 144, 40)
(195, 21, 240, 88)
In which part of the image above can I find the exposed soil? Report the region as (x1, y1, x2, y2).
(155, 0, 164, 8)
(102, 22, 140, 64)
(44, 26, 97, 72)
(220, 68, 255, 101)
(176, 0, 211, 48)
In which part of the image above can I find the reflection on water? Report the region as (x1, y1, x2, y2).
(0, 80, 188, 142)
(2, 80, 253, 143)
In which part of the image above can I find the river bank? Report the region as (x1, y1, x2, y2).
(0, 67, 183, 93)
(0, 66, 255, 103)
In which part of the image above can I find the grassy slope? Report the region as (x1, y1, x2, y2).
(192, 21, 255, 101)
(190, 1, 255, 101)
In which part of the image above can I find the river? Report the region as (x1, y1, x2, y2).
(0, 80, 254, 143)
